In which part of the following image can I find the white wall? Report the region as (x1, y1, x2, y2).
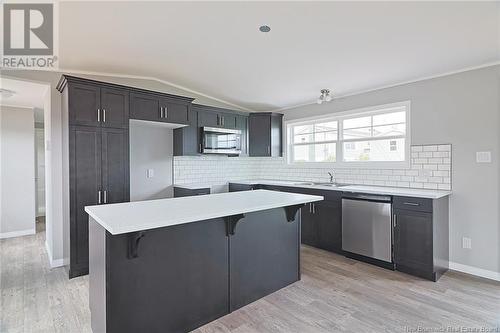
(282, 65, 500, 275)
(0, 106, 36, 238)
(130, 120, 174, 201)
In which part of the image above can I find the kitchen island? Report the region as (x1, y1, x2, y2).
(85, 190, 322, 333)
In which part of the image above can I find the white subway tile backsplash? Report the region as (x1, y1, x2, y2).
(174, 144, 452, 191)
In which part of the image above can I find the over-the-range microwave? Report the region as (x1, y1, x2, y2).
(201, 126, 242, 156)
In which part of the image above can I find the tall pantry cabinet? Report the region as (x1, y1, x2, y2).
(58, 76, 130, 278)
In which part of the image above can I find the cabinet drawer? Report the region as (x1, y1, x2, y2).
(393, 196, 432, 213)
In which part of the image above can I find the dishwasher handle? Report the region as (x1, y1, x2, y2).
(342, 193, 392, 203)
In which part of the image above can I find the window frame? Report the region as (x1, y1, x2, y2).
(285, 101, 411, 169)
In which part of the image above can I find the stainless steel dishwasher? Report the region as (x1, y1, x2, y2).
(342, 193, 393, 263)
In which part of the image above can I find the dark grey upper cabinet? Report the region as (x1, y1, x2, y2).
(235, 115, 248, 155)
(248, 113, 283, 157)
(129, 92, 161, 122)
(68, 83, 101, 127)
(174, 109, 200, 156)
(130, 93, 191, 125)
(195, 104, 239, 129)
(100, 88, 129, 128)
(66, 79, 128, 129)
(161, 98, 189, 124)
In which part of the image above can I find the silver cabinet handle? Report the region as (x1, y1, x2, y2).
(403, 202, 420, 206)
(312, 203, 316, 214)
(164, 106, 168, 119)
(98, 190, 102, 204)
(222, 116, 224, 126)
(103, 190, 107, 204)
(199, 143, 202, 153)
(267, 146, 271, 155)
(393, 214, 397, 227)
(160, 106, 164, 119)
(309, 203, 312, 213)
(97, 108, 101, 122)
(103, 109, 106, 123)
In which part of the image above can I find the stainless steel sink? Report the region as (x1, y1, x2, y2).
(312, 182, 348, 187)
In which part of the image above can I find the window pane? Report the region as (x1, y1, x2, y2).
(293, 145, 310, 162)
(373, 111, 405, 126)
(343, 138, 405, 162)
(293, 143, 336, 162)
(372, 123, 406, 137)
(293, 124, 313, 135)
(342, 127, 372, 140)
(315, 143, 336, 162)
(314, 130, 337, 142)
(343, 116, 371, 129)
(315, 121, 337, 132)
(294, 133, 313, 144)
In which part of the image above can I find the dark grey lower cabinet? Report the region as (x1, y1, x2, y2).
(393, 196, 449, 281)
(69, 126, 102, 277)
(229, 209, 300, 311)
(173, 186, 210, 197)
(228, 183, 258, 192)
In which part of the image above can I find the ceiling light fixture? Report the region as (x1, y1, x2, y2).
(0, 88, 16, 99)
(317, 89, 332, 104)
(259, 25, 271, 33)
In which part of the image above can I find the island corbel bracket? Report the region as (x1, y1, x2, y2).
(284, 204, 305, 222)
(128, 231, 145, 259)
(225, 214, 245, 236)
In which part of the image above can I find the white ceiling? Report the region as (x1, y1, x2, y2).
(0, 77, 48, 122)
(59, 1, 499, 111)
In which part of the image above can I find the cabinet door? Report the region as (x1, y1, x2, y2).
(101, 128, 130, 205)
(301, 204, 317, 246)
(101, 87, 129, 128)
(394, 209, 433, 271)
(315, 201, 342, 253)
(69, 83, 101, 126)
(162, 99, 189, 125)
(69, 126, 102, 278)
(249, 114, 271, 156)
(235, 115, 248, 155)
(130, 92, 161, 122)
(173, 109, 200, 156)
(220, 113, 236, 129)
(198, 110, 219, 127)
(270, 114, 283, 157)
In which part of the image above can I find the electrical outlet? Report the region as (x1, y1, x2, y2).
(147, 169, 154, 178)
(462, 237, 472, 249)
(476, 151, 491, 163)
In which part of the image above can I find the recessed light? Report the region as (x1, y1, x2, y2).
(259, 25, 271, 33)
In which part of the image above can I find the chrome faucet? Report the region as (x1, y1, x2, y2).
(328, 171, 335, 184)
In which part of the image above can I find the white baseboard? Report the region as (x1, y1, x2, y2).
(0, 228, 36, 239)
(45, 241, 67, 268)
(449, 261, 500, 282)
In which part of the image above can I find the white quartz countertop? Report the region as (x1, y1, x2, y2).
(228, 180, 451, 199)
(85, 190, 323, 235)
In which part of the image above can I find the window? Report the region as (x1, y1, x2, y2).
(290, 121, 337, 162)
(287, 102, 410, 168)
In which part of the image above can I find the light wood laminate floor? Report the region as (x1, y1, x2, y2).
(1, 226, 499, 333)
